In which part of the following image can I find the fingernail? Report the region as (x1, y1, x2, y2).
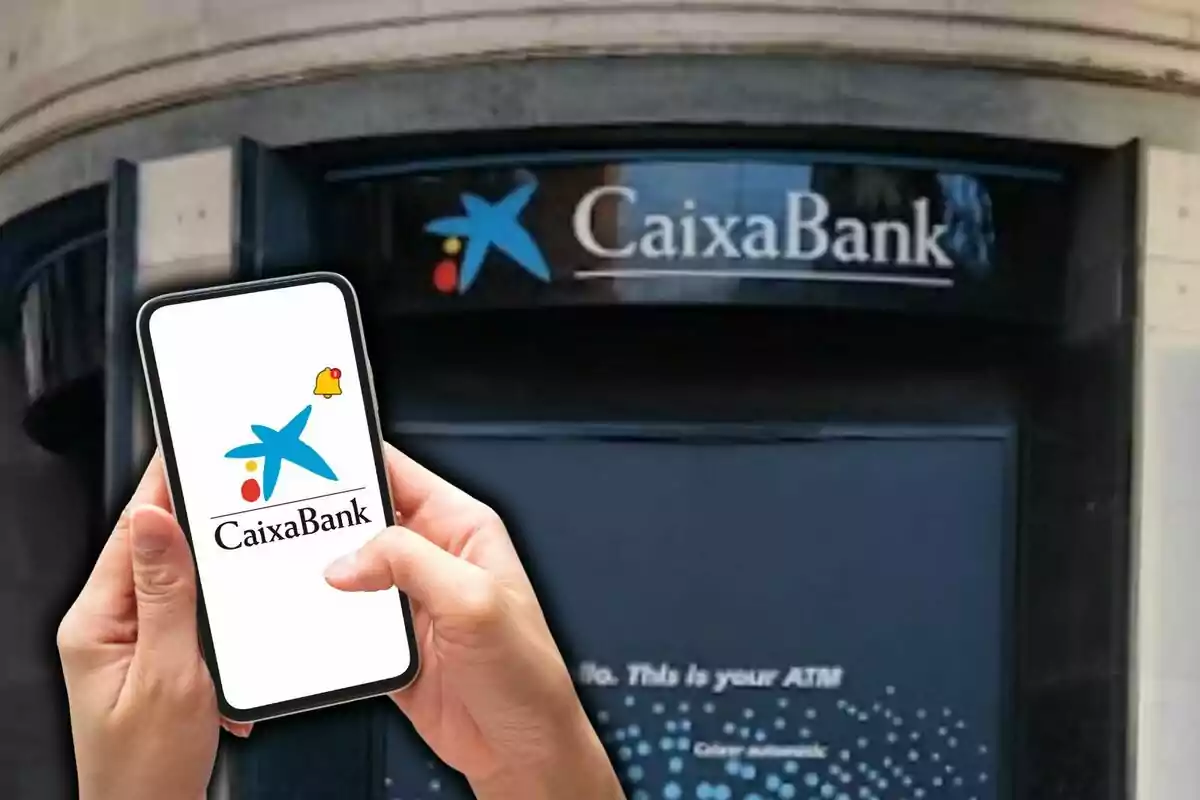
(130, 507, 171, 558)
(224, 722, 252, 739)
(324, 553, 359, 582)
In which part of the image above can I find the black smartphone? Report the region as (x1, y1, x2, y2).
(135, 272, 419, 723)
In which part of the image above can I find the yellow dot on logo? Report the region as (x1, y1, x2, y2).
(443, 237, 462, 255)
(245, 461, 258, 473)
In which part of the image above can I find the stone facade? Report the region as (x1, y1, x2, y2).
(2, 1, 1199, 179)
(1134, 146, 1200, 800)
(4, 1, 1200, 224)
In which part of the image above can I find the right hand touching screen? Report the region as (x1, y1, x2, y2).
(324, 443, 623, 800)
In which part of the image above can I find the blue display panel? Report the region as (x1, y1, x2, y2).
(381, 429, 1013, 800)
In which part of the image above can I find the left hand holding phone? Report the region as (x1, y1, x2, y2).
(58, 442, 623, 799)
(57, 454, 251, 800)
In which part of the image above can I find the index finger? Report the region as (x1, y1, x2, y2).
(380, 441, 531, 590)
(383, 441, 477, 521)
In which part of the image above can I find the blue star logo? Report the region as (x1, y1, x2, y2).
(425, 181, 551, 293)
(225, 405, 337, 501)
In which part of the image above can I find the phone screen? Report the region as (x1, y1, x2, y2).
(139, 277, 415, 717)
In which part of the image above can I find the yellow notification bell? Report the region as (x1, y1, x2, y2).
(314, 367, 342, 398)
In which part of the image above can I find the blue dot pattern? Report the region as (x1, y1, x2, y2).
(382, 685, 996, 799)
(576, 687, 994, 800)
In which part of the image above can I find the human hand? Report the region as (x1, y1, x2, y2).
(324, 443, 622, 800)
(57, 455, 252, 800)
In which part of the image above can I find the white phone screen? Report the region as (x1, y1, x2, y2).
(144, 280, 412, 712)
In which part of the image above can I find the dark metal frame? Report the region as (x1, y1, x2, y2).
(103, 160, 138, 520)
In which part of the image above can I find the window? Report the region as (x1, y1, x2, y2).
(17, 231, 107, 404)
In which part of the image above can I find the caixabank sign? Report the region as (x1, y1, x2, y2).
(336, 151, 1068, 320)
(570, 188, 954, 270)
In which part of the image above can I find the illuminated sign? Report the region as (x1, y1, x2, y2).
(329, 152, 1066, 320)
(573, 187, 954, 269)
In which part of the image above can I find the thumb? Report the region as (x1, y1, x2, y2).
(129, 506, 201, 664)
(325, 526, 503, 636)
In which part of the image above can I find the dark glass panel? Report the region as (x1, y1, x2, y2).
(320, 153, 1068, 322)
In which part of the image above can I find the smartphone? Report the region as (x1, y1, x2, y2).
(136, 272, 419, 723)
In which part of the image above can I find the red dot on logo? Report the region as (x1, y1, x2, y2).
(330, 368, 341, 380)
(241, 478, 261, 503)
(433, 259, 458, 293)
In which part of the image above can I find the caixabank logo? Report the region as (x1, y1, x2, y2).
(212, 398, 371, 552)
(226, 404, 336, 503)
(421, 170, 962, 297)
(424, 181, 552, 294)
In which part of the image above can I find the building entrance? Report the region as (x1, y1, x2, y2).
(346, 301, 1024, 800)
(93, 138, 1134, 800)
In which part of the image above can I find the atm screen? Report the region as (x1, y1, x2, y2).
(383, 428, 1012, 800)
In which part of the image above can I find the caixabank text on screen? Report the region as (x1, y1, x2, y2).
(214, 498, 371, 551)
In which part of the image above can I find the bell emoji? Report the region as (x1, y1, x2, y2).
(314, 367, 342, 398)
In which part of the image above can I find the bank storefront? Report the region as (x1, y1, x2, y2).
(10, 135, 1134, 800)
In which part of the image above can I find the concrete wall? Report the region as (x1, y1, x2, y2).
(1133, 146, 1200, 799)
(130, 146, 238, 474)
(1, 0, 1200, 177)
(8, 52, 1200, 233)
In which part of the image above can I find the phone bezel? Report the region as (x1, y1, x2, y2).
(135, 271, 421, 724)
